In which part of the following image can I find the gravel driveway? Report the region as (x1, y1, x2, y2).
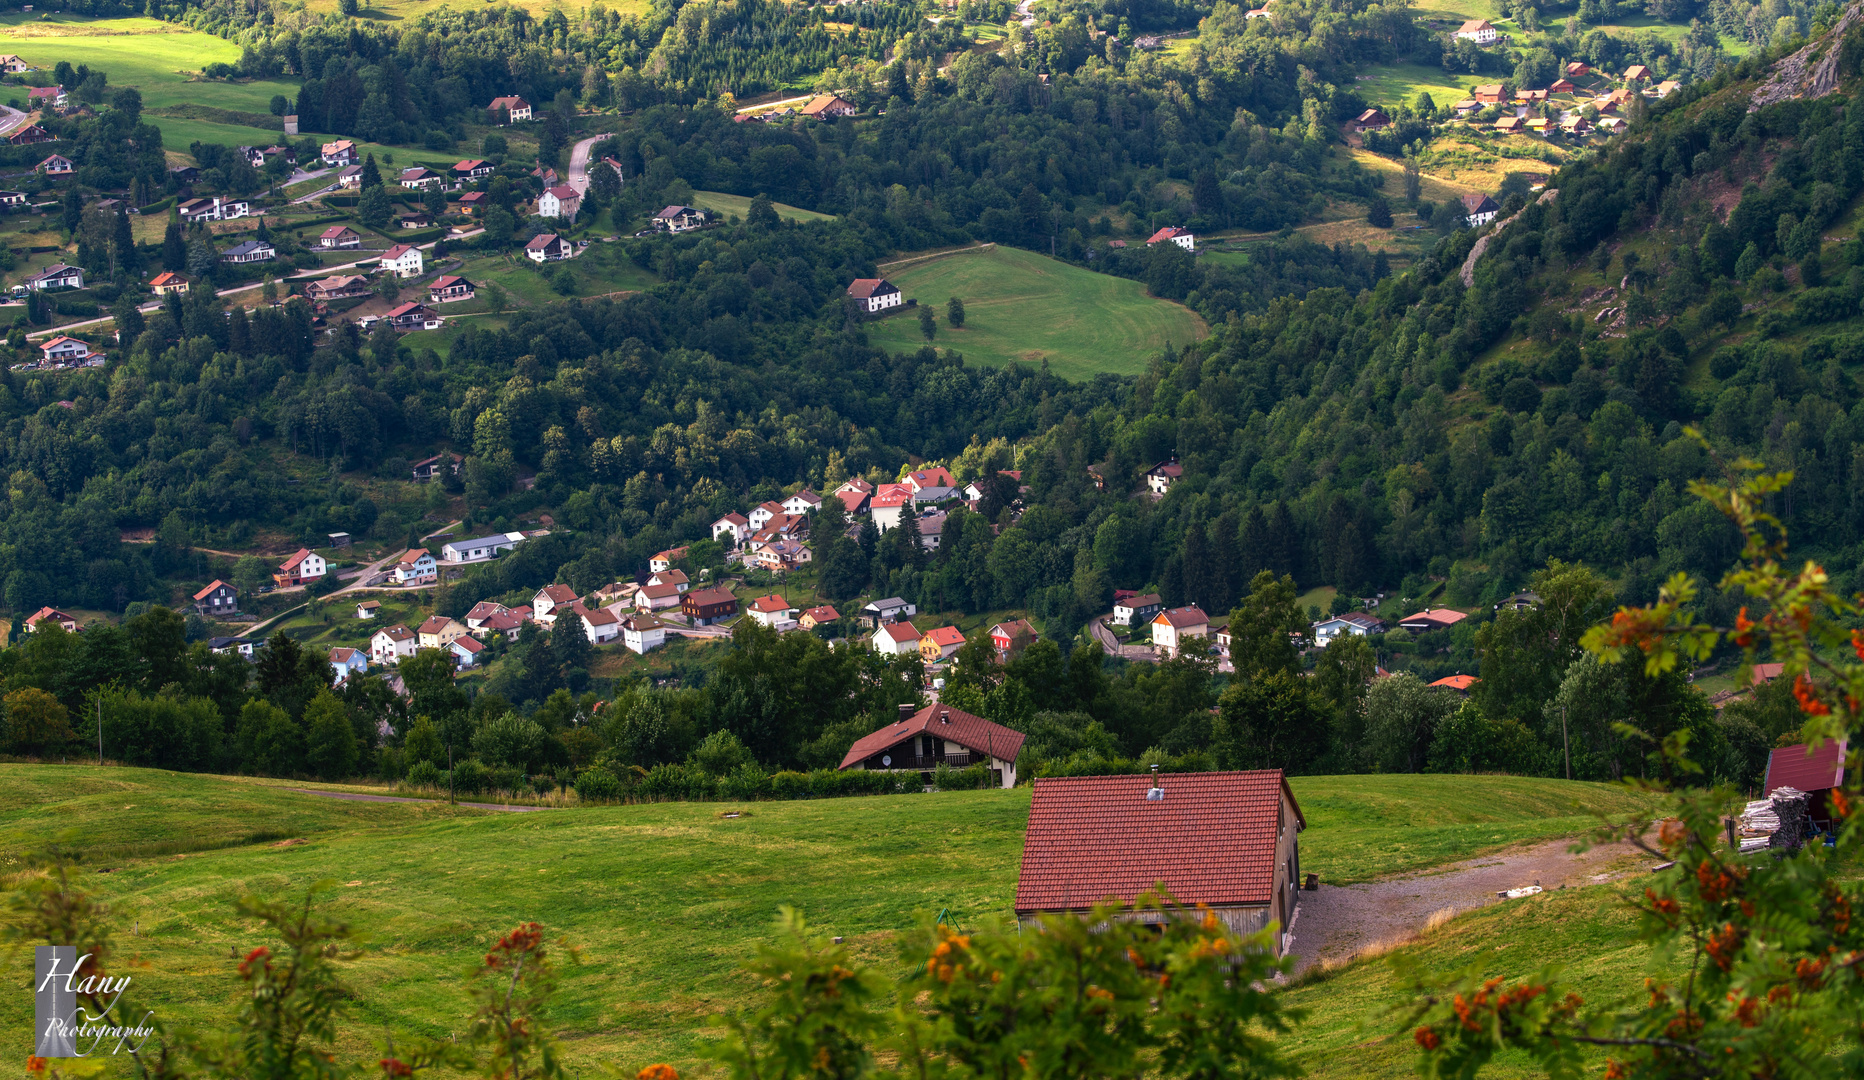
(1288, 836, 1649, 973)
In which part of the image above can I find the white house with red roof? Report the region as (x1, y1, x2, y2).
(525, 233, 572, 262)
(873, 620, 922, 656)
(782, 490, 822, 515)
(712, 512, 750, 544)
(904, 466, 955, 493)
(379, 244, 424, 278)
(429, 275, 474, 303)
(578, 604, 620, 644)
(869, 484, 913, 532)
(1146, 226, 1195, 251)
(1454, 17, 1497, 42)
(384, 301, 442, 330)
(840, 702, 1024, 787)
(537, 184, 582, 219)
(317, 226, 362, 250)
(649, 549, 689, 574)
(531, 583, 580, 623)
(746, 500, 785, 532)
(370, 624, 417, 663)
(620, 614, 666, 654)
(1014, 770, 1306, 953)
(274, 548, 326, 588)
(747, 594, 799, 629)
(1146, 457, 1183, 494)
(635, 582, 684, 612)
(488, 96, 532, 122)
(38, 336, 92, 364)
(453, 158, 494, 184)
(24, 607, 80, 633)
(1151, 605, 1208, 657)
(846, 278, 902, 313)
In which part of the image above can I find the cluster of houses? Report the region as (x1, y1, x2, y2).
(1104, 586, 1475, 664)
(733, 93, 858, 125)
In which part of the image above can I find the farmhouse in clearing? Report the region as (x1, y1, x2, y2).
(1014, 770, 1306, 956)
(847, 277, 903, 313)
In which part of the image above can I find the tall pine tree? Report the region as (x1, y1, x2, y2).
(161, 216, 186, 272)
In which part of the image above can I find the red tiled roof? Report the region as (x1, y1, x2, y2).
(1147, 227, 1188, 243)
(878, 622, 921, 644)
(1153, 606, 1207, 630)
(452, 634, 486, 653)
(923, 625, 966, 648)
(846, 278, 897, 298)
(538, 584, 578, 604)
(750, 594, 795, 613)
(1429, 675, 1479, 690)
(685, 586, 737, 608)
(193, 579, 232, 601)
(803, 605, 840, 622)
(836, 489, 869, 512)
(418, 616, 460, 635)
(1401, 608, 1467, 628)
(1764, 739, 1845, 795)
(1750, 662, 1785, 685)
(279, 548, 313, 571)
(839, 703, 1026, 770)
(639, 582, 682, 599)
(378, 624, 415, 641)
(1014, 771, 1303, 913)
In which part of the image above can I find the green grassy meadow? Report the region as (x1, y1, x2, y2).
(692, 190, 836, 224)
(861, 246, 1207, 379)
(0, 16, 300, 113)
(1352, 62, 1481, 110)
(0, 766, 1661, 1076)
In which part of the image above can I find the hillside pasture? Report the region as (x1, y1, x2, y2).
(0, 766, 1660, 1076)
(692, 189, 836, 223)
(860, 245, 1207, 380)
(0, 15, 300, 113)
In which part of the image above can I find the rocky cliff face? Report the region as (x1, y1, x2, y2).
(1749, 0, 1863, 111)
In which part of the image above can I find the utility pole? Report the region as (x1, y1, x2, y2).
(1562, 706, 1570, 781)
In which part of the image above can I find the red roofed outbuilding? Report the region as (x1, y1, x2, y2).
(1764, 738, 1847, 831)
(840, 702, 1024, 786)
(1013, 770, 1306, 955)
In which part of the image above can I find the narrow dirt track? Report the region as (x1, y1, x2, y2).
(1288, 836, 1649, 972)
(288, 788, 546, 813)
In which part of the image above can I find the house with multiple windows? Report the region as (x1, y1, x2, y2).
(846, 278, 902, 313)
(440, 532, 526, 563)
(537, 184, 582, 219)
(1111, 593, 1163, 627)
(25, 607, 81, 633)
(221, 240, 276, 265)
(370, 624, 417, 664)
(274, 548, 326, 588)
(379, 244, 424, 278)
(24, 264, 83, 291)
(192, 579, 238, 617)
(1454, 17, 1497, 42)
(651, 205, 705, 233)
(391, 548, 438, 584)
(488, 96, 532, 122)
(840, 703, 1024, 787)
(1150, 606, 1209, 657)
(453, 159, 494, 184)
(318, 226, 362, 250)
(429, 275, 475, 303)
(417, 615, 469, 649)
(525, 233, 572, 262)
(1146, 226, 1195, 250)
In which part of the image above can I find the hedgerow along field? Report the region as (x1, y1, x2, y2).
(0, 765, 1659, 1075)
(860, 245, 1209, 380)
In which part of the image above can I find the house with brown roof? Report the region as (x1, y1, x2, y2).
(1014, 770, 1306, 954)
(1460, 192, 1501, 226)
(488, 96, 532, 122)
(193, 579, 238, 617)
(1454, 17, 1496, 43)
(1146, 457, 1183, 495)
(318, 226, 362, 250)
(25, 607, 80, 633)
(1350, 108, 1390, 131)
(1623, 64, 1651, 82)
(801, 93, 858, 117)
(1150, 606, 1208, 657)
(430, 275, 474, 303)
(1112, 593, 1162, 626)
(840, 702, 1024, 787)
(370, 624, 417, 663)
(620, 614, 666, 654)
(683, 586, 739, 625)
(304, 274, 371, 303)
(417, 615, 468, 649)
(1146, 226, 1195, 251)
(800, 605, 840, 631)
(1565, 61, 1591, 77)
(846, 278, 902, 314)
(990, 618, 1038, 661)
(525, 233, 573, 262)
(531, 584, 580, 623)
(409, 451, 460, 483)
(712, 512, 750, 544)
(919, 625, 967, 663)
(635, 581, 685, 613)
(1472, 83, 1506, 103)
(1493, 116, 1525, 133)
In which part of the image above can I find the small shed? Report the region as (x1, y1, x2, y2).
(327, 532, 352, 548)
(1764, 738, 1847, 831)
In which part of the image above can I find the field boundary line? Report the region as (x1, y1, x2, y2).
(877, 243, 996, 272)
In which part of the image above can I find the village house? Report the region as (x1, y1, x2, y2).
(208, 636, 251, 656)
(0, 55, 30, 73)
(25, 264, 83, 292)
(1399, 607, 1468, 632)
(782, 490, 823, 516)
(1146, 458, 1183, 495)
(8, 124, 50, 144)
(379, 243, 424, 278)
(440, 531, 525, 564)
(1514, 88, 1548, 104)
(328, 646, 368, 684)
(989, 618, 1038, 662)
(747, 594, 799, 630)
(1653, 79, 1681, 98)
(537, 184, 582, 219)
(274, 548, 326, 588)
(1565, 61, 1591, 77)
(335, 165, 365, 189)
(1111, 592, 1163, 627)
(846, 278, 903, 313)
(904, 466, 955, 493)
(1563, 114, 1595, 134)
(841, 703, 1024, 787)
(449, 635, 486, 668)
(465, 601, 514, 634)
(532, 584, 580, 624)
(1763, 738, 1847, 833)
(409, 451, 461, 482)
(651, 205, 705, 233)
(457, 191, 489, 214)
(869, 484, 914, 531)
(800, 605, 840, 631)
(1312, 611, 1385, 644)
(0, 190, 26, 206)
(712, 512, 750, 544)
(746, 501, 785, 532)
(1146, 226, 1195, 250)
(873, 621, 923, 656)
(801, 93, 858, 117)
(859, 597, 916, 628)
(488, 95, 532, 122)
(453, 159, 494, 185)
(1452, 98, 1481, 116)
(37, 153, 73, 175)
(1493, 116, 1525, 133)
(27, 85, 67, 109)
(25, 607, 80, 633)
(683, 586, 739, 625)
(149, 272, 188, 295)
(634, 582, 684, 613)
(621, 614, 667, 654)
(647, 568, 689, 592)
(385, 302, 443, 331)
(222, 240, 276, 265)
(38, 336, 92, 364)
(960, 470, 1022, 501)
(1430, 674, 1479, 692)
(650, 548, 689, 574)
(417, 615, 468, 649)
(531, 166, 559, 186)
(429, 275, 475, 303)
(578, 604, 621, 644)
(920, 625, 966, 664)
(1473, 83, 1506, 103)
(1461, 192, 1501, 226)
(398, 213, 432, 230)
(1455, 17, 1497, 42)
(1623, 64, 1651, 82)
(356, 600, 381, 619)
(370, 624, 417, 664)
(525, 233, 573, 262)
(1549, 78, 1577, 93)
(320, 140, 358, 166)
(1151, 605, 1208, 657)
(750, 539, 812, 572)
(1349, 108, 1390, 132)
(304, 274, 371, 303)
(192, 579, 238, 618)
(1014, 770, 1306, 955)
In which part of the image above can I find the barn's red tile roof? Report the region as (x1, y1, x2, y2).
(1428, 674, 1479, 690)
(1765, 739, 1846, 795)
(839, 703, 1026, 770)
(1014, 771, 1303, 913)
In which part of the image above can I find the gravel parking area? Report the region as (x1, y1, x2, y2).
(1288, 836, 1649, 973)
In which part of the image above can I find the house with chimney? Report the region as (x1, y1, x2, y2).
(417, 615, 469, 649)
(840, 703, 1024, 787)
(919, 625, 966, 664)
(747, 594, 799, 629)
(683, 586, 739, 625)
(621, 614, 666, 654)
(532, 584, 581, 624)
(370, 624, 417, 664)
(1111, 593, 1162, 627)
(1014, 770, 1306, 955)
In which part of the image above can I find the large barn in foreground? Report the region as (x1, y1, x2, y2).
(1014, 770, 1306, 955)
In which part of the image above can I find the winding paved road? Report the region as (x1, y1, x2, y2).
(566, 134, 603, 196)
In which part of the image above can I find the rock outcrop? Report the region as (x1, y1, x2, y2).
(1749, 0, 1862, 111)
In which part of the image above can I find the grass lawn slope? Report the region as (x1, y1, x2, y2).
(862, 245, 1207, 379)
(692, 190, 835, 224)
(0, 767, 1655, 1074)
